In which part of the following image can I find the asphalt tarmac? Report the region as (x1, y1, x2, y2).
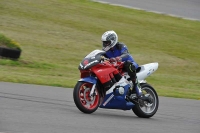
(0, 82, 199, 133)
(94, 0, 200, 20)
(1, 1, 200, 132)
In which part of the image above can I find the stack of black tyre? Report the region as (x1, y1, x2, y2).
(0, 47, 21, 59)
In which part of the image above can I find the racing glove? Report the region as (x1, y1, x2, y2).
(109, 57, 122, 63)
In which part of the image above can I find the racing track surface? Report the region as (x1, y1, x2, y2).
(94, 0, 200, 20)
(1, 1, 199, 133)
(0, 82, 200, 133)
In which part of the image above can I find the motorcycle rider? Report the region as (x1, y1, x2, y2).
(101, 30, 149, 101)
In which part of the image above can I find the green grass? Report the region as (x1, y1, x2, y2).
(0, 0, 199, 99)
(0, 33, 21, 50)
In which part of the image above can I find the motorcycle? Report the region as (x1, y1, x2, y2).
(73, 50, 159, 118)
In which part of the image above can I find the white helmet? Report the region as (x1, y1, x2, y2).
(101, 30, 118, 51)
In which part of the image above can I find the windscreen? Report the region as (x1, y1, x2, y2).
(79, 50, 106, 70)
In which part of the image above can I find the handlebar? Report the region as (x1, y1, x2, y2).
(101, 56, 124, 69)
(100, 56, 109, 61)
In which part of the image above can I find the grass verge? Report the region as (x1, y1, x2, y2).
(0, 33, 21, 50)
(0, 0, 199, 99)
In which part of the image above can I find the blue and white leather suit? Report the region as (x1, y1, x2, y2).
(105, 42, 139, 69)
(104, 42, 142, 96)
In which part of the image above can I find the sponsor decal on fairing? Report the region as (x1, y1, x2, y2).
(84, 60, 99, 69)
(103, 94, 114, 106)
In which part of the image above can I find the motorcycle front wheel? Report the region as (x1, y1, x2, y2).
(132, 83, 159, 118)
(73, 81, 100, 114)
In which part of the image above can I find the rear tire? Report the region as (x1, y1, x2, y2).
(132, 83, 159, 118)
(73, 82, 100, 114)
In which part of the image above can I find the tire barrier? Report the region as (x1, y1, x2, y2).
(0, 47, 21, 59)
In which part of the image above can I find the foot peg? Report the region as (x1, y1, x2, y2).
(129, 94, 137, 100)
(129, 94, 153, 103)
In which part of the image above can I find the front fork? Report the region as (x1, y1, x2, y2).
(78, 76, 97, 97)
(89, 84, 96, 97)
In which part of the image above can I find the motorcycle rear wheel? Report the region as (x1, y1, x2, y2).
(132, 83, 159, 118)
(73, 81, 100, 114)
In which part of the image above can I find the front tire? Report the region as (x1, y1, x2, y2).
(73, 82, 100, 114)
(132, 83, 159, 118)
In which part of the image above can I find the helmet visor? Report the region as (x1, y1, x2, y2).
(102, 41, 111, 48)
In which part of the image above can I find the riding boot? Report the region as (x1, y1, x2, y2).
(130, 78, 152, 103)
(132, 78, 142, 96)
(129, 78, 142, 99)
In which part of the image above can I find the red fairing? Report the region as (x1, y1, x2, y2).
(80, 70, 90, 78)
(91, 61, 121, 84)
